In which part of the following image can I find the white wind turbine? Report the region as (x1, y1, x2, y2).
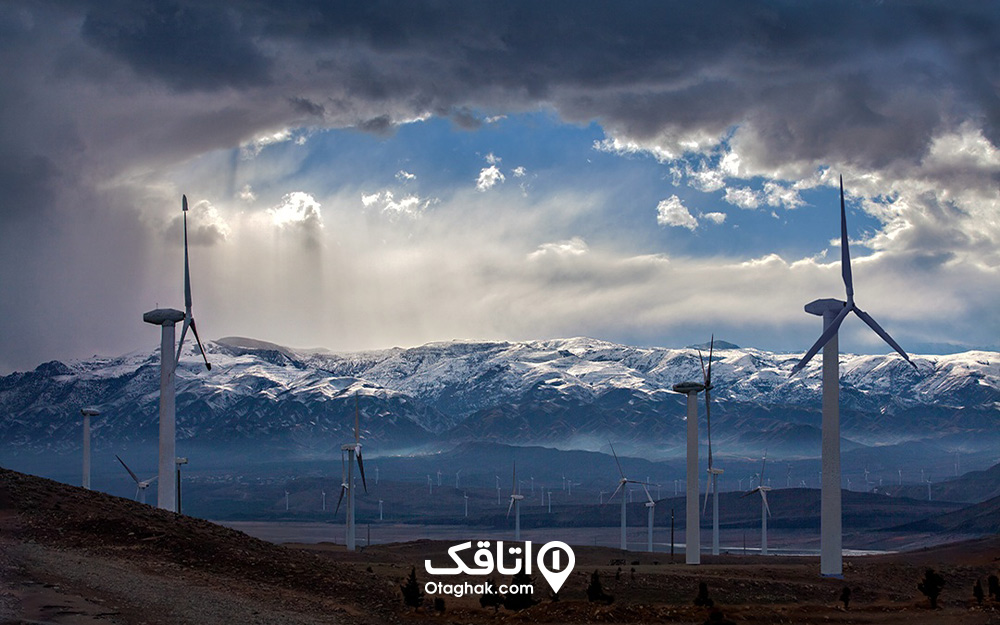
(335, 394, 368, 551)
(143, 195, 212, 513)
(671, 379, 705, 565)
(790, 177, 916, 577)
(506, 463, 524, 540)
(699, 338, 724, 556)
(463, 492, 469, 517)
(116, 455, 157, 504)
(81, 407, 100, 490)
(607, 444, 649, 551)
(743, 451, 772, 555)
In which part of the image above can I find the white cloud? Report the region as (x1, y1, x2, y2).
(485, 152, 501, 165)
(528, 237, 589, 260)
(724, 187, 760, 209)
(656, 196, 698, 230)
(396, 170, 416, 182)
(476, 165, 506, 191)
(702, 211, 727, 224)
(362, 190, 431, 220)
(240, 128, 294, 159)
(763, 182, 804, 209)
(238, 184, 257, 202)
(269, 191, 323, 230)
(512, 166, 526, 178)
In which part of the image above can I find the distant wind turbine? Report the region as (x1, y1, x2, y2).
(143, 195, 211, 513)
(790, 177, 916, 577)
(336, 394, 368, 551)
(116, 455, 156, 505)
(743, 451, 772, 556)
(507, 463, 524, 540)
(608, 443, 649, 551)
(81, 408, 99, 490)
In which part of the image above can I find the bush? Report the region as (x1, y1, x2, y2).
(839, 586, 851, 609)
(694, 581, 714, 608)
(586, 570, 614, 604)
(433, 597, 445, 613)
(973, 580, 984, 606)
(918, 568, 945, 609)
(479, 578, 502, 612)
(502, 561, 537, 611)
(988, 574, 999, 602)
(400, 566, 424, 609)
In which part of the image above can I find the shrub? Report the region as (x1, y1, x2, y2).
(586, 570, 614, 604)
(839, 586, 851, 609)
(694, 581, 714, 608)
(917, 568, 945, 609)
(479, 578, 502, 612)
(400, 566, 424, 608)
(973, 580, 984, 606)
(433, 597, 445, 613)
(502, 561, 537, 611)
(988, 574, 999, 602)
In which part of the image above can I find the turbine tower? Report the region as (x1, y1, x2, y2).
(143, 195, 211, 513)
(116, 455, 156, 505)
(744, 452, 772, 555)
(506, 463, 524, 540)
(699, 338, 724, 556)
(336, 394, 368, 551)
(790, 177, 916, 577)
(81, 407, 100, 490)
(672, 380, 705, 564)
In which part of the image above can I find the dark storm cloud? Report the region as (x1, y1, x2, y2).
(81, 0, 272, 90)
(1, 0, 999, 371)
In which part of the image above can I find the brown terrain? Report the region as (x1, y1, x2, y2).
(2, 466, 1000, 625)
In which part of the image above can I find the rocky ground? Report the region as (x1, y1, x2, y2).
(2, 467, 1000, 624)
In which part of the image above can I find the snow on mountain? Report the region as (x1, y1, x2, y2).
(0, 337, 997, 461)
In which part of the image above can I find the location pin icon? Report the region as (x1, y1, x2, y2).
(536, 541, 575, 594)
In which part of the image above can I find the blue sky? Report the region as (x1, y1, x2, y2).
(0, 2, 998, 372)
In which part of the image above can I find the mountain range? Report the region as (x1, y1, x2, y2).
(0, 336, 997, 475)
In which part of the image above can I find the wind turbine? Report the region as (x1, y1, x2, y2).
(790, 177, 916, 577)
(925, 474, 932, 501)
(643, 490, 656, 553)
(285, 490, 290, 511)
(322, 490, 327, 512)
(378, 499, 384, 520)
(116, 455, 157, 504)
(143, 195, 212, 513)
(80, 408, 99, 490)
(506, 464, 524, 540)
(699, 338, 724, 556)
(463, 492, 469, 517)
(743, 451, 772, 556)
(608, 443, 649, 551)
(337, 394, 368, 551)
(672, 379, 705, 564)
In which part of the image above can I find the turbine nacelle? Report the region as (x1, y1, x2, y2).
(143, 308, 185, 326)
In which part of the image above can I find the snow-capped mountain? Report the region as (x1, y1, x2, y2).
(1, 336, 997, 464)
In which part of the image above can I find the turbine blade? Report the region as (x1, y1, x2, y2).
(707, 334, 714, 385)
(607, 482, 624, 503)
(188, 318, 212, 371)
(610, 443, 626, 480)
(853, 307, 917, 370)
(357, 451, 368, 493)
(183, 205, 192, 313)
(334, 485, 346, 515)
(760, 450, 768, 483)
(840, 177, 854, 300)
(116, 455, 140, 484)
(790, 304, 851, 375)
(506, 497, 514, 518)
(761, 490, 771, 517)
(641, 482, 653, 503)
(175, 318, 191, 367)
